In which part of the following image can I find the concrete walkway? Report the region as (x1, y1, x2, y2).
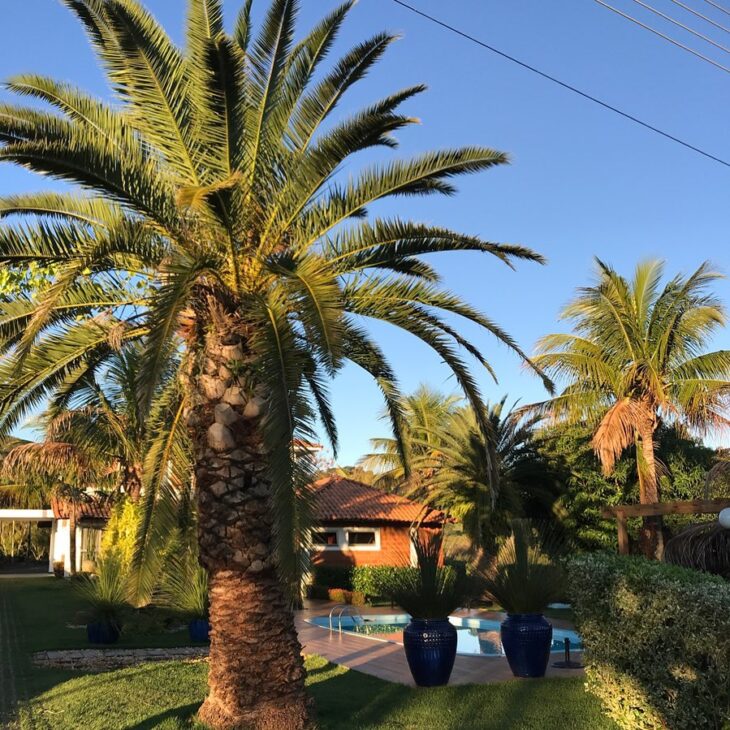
(296, 605, 584, 686)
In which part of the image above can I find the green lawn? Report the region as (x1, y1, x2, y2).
(3, 578, 616, 730)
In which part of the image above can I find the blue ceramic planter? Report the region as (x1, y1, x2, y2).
(87, 621, 120, 644)
(500, 613, 552, 678)
(403, 618, 457, 687)
(189, 618, 210, 643)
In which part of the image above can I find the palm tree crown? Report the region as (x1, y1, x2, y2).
(0, 1, 545, 726)
(531, 259, 730, 554)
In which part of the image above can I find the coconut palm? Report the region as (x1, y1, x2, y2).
(362, 384, 462, 490)
(1, 439, 109, 573)
(530, 259, 730, 557)
(43, 344, 182, 502)
(367, 390, 548, 552)
(0, 1, 546, 726)
(405, 399, 545, 552)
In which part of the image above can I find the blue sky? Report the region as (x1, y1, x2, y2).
(2, 0, 729, 463)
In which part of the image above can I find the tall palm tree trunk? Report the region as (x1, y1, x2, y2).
(185, 329, 311, 730)
(637, 420, 664, 560)
(123, 462, 143, 503)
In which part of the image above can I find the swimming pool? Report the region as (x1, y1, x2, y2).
(307, 613, 582, 657)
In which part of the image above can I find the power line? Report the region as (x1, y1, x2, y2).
(669, 0, 730, 35)
(389, 0, 730, 169)
(630, 0, 730, 52)
(703, 0, 730, 19)
(594, 0, 730, 74)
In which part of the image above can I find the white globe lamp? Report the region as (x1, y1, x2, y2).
(719, 508, 730, 530)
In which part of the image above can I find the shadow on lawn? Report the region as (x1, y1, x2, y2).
(127, 701, 202, 730)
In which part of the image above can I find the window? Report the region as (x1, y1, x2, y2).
(346, 530, 376, 546)
(312, 530, 339, 547)
(310, 527, 381, 551)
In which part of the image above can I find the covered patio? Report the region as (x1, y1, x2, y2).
(0, 500, 107, 575)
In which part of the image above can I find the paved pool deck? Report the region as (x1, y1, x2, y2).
(295, 603, 585, 686)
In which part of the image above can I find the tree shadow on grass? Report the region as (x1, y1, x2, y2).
(127, 701, 202, 729)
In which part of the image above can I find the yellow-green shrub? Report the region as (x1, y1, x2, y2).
(568, 553, 730, 729)
(100, 499, 141, 573)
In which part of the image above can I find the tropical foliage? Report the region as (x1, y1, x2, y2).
(569, 553, 730, 729)
(365, 387, 555, 552)
(531, 259, 730, 556)
(478, 520, 565, 614)
(388, 534, 467, 619)
(0, 0, 543, 725)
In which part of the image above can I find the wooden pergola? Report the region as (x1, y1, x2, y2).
(602, 499, 730, 555)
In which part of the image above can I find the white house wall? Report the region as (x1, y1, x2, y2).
(50, 519, 76, 575)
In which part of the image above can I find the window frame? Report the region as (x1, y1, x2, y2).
(310, 526, 382, 552)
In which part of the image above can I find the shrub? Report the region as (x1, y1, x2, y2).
(326, 588, 365, 605)
(388, 536, 467, 619)
(311, 565, 352, 590)
(306, 584, 329, 600)
(351, 565, 414, 600)
(75, 554, 129, 629)
(568, 553, 730, 729)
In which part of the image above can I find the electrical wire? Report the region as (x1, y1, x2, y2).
(389, 0, 730, 169)
(630, 0, 730, 52)
(594, 0, 730, 74)
(702, 0, 730, 19)
(668, 0, 730, 35)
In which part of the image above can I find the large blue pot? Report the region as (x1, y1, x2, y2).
(403, 618, 457, 687)
(500, 613, 552, 678)
(188, 618, 210, 643)
(87, 621, 120, 645)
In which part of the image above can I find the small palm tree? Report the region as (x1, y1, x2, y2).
(530, 259, 730, 557)
(362, 384, 462, 490)
(367, 390, 547, 552)
(0, 2, 545, 725)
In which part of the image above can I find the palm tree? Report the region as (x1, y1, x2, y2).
(367, 390, 548, 552)
(530, 259, 730, 557)
(0, 440, 110, 573)
(362, 384, 462, 490)
(0, 2, 545, 726)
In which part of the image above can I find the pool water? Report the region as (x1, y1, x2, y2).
(308, 614, 582, 657)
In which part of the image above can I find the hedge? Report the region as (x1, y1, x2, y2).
(311, 565, 352, 591)
(568, 553, 730, 730)
(351, 566, 415, 600)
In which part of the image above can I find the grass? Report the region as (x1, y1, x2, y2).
(3, 577, 616, 730)
(4, 578, 205, 652)
(21, 656, 614, 730)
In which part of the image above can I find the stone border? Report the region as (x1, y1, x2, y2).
(33, 646, 209, 671)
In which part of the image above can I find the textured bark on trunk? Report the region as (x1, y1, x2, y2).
(123, 462, 143, 503)
(637, 419, 664, 560)
(184, 324, 312, 730)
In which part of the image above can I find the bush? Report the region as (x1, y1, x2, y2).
(568, 553, 730, 729)
(326, 588, 365, 605)
(311, 565, 352, 590)
(351, 565, 415, 600)
(306, 584, 330, 600)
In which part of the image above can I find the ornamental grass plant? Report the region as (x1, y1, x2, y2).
(389, 534, 468, 619)
(479, 520, 565, 614)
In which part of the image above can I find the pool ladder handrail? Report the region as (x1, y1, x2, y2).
(328, 604, 364, 634)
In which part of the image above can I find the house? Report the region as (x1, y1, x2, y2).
(0, 473, 448, 574)
(309, 474, 449, 568)
(49, 497, 110, 574)
(0, 497, 110, 575)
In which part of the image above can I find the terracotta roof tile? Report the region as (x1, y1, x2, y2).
(311, 475, 447, 525)
(51, 497, 112, 521)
